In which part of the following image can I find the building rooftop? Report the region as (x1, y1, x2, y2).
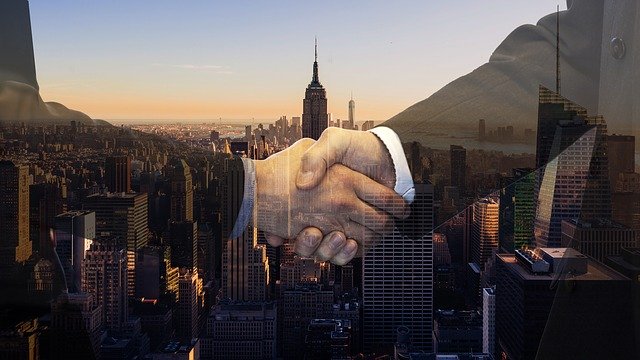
(483, 287, 495, 296)
(55, 210, 94, 218)
(157, 340, 198, 354)
(563, 218, 629, 229)
(498, 252, 628, 281)
(211, 300, 277, 321)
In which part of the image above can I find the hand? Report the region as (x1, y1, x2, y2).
(267, 127, 401, 264)
(266, 229, 357, 265)
(255, 138, 407, 252)
(296, 127, 396, 190)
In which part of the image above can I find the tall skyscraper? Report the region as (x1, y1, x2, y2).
(169, 159, 194, 222)
(105, 155, 132, 193)
(0, 0, 39, 89)
(54, 210, 95, 292)
(177, 269, 199, 341)
(471, 197, 499, 270)
(607, 134, 635, 191)
(82, 238, 128, 331)
(221, 158, 269, 301)
(482, 287, 495, 357)
(168, 220, 198, 270)
(348, 94, 355, 127)
(496, 248, 634, 359)
(84, 192, 149, 296)
(534, 86, 611, 247)
(362, 183, 434, 353)
(478, 119, 486, 140)
(450, 145, 466, 193)
(499, 168, 535, 252)
(30, 182, 66, 255)
(302, 39, 328, 140)
(0, 160, 31, 265)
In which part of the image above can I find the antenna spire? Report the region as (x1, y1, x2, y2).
(311, 38, 320, 84)
(556, 5, 561, 94)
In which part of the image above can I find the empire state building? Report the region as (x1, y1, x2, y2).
(302, 39, 328, 140)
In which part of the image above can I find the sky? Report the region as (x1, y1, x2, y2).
(29, 0, 565, 122)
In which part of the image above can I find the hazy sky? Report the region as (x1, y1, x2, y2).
(29, 0, 565, 122)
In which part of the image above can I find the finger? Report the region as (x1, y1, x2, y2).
(353, 172, 409, 219)
(313, 231, 347, 262)
(330, 239, 359, 265)
(264, 233, 285, 247)
(296, 128, 349, 189)
(343, 221, 379, 253)
(293, 227, 324, 258)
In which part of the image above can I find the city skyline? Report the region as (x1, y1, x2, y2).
(2, 2, 639, 359)
(27, 0, 564, 121)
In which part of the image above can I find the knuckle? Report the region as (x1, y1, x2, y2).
(298, 138, 315, 148)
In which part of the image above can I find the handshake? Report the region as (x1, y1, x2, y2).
(250, 127, 411, 265)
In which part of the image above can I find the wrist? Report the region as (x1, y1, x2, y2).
(369, 126, 415, 203)
(364, 131, 396, 189)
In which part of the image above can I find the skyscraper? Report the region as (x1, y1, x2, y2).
(499, 168, 535, 252)
(534, 86, 611, 247)
(54, 210, 95, 292)
(607, 134, 635, 191)
(221, 158, 269, 301)
(82, 238, 128, 331)
(362, 183, 434, 353)
(450, 145, 466, 193)
(177, 269, 199, 341)
(168, 220, 198, 270)
(478, 119, 486, 141)
(495, 249, 634, 359)
(0, 160, 31, 265)
(482, 287, 495, 357)
(471, 197, 499, 270)
(30, 182, 66, 255)
(84, 192, 149, 296)
(169, 159, 194, 223)
(105, 155, 132, 193)
(302, 39, 328, 140)
(348, 94, 355, 127)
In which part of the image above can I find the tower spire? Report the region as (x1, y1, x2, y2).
(311, 37, 320, 85)
(556, 5, 561, 94)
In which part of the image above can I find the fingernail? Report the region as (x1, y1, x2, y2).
(304, 232, 319, 248)
(298, 170, 314, 185)
(343, 241, 358, 255)
(329, 233, 346, 250)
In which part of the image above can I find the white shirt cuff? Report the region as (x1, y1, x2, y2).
(368, 126, 415, 203)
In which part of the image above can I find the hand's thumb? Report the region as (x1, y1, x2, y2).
(296, 144, 328, 189)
